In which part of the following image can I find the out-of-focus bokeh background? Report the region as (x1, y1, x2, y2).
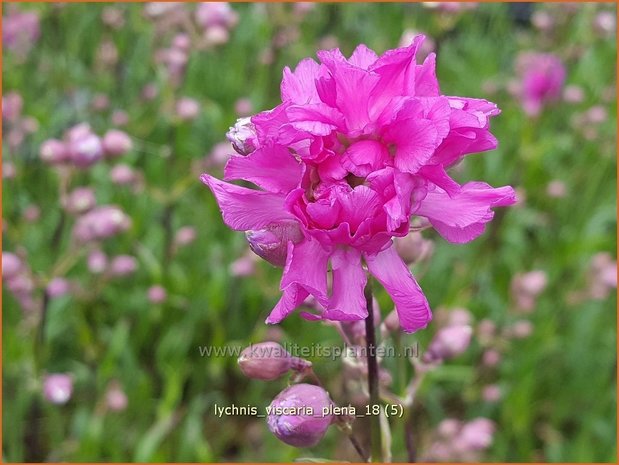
(2, 2, 617, 462)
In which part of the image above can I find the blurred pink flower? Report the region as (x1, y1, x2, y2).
(202, 37, 515, 332)
(40, 138, 69, 165)
(515, 52, 566, 117)
(563, 84, 584, 103)
(2, 91, 23, 122)
(174, 226, 197, 247)
(511, 270, 547, 312)
(110, 164, 136, 185)
(88, 250, 108, 274)
(482, 349, 501, 367)
(147, 285, 167, 304)
(482, 384, 502, 403)
(2, 251, 23, 281)
(47, 277, 70, 298)
(105, 382, 128, 411)
(73, 205, 131, 243)
(64, 187, 97, 214)
(66, 124, 104, 169)
(424, 324, 473, 362)
(234, 97, 253, 117)
(588, 252, 617, 300)
(43, 374, 73, 405)
(102, 129, 133, 157)
(195, 2, 238, 30)
(176, 97, 200, 121)
(3, 9, 40, 55)
(458, 418, 495, 450)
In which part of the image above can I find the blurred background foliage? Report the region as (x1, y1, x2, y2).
(2, 2, 617, 462)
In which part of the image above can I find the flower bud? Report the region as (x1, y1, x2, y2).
(43, 373, 73, 404)
(458, 418, 495, 450)
(40, 139, 68, 165)
(238, 342, 311, 381)
(227, 117, 258, 155)
(424, 325, 472, 363)
(147, 285, 167, 304)
(174, 226, 196, 247)
(110, 163, 136, 185)
(176, 97, 200, 121)
(2, 251, 22, 280)
(47, 277, 70, 298)
(105, 381, 128, 411)
(73, 205, 131, 242)
(2, 91, 23, 122)
(109, 255, 138, 277)
(64, 187, 96, 214)
(69, 132, 104, 169)
(394, 232, 434, 265)
(267, 383, 334, 447)
(482, 384, 501, 403)
(482, 349, 501, 367)
(111, 110, 129, 127)
(246, 222, 303, 267)
(102, 129, 133, 157)
(88, 249, 108, 274)
(195, 2, 238, 29)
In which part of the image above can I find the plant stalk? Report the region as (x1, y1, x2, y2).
(364, 282, 382, 462)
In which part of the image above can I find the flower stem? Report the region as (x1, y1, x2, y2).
(364, 281, 382, 462)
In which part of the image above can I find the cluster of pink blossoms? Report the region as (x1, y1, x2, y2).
(202, 36, 516, 333)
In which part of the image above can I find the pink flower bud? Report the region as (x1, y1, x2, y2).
(110, 163, 136, 185)
(69, 132, 104, 169)
(111, 110, 129, 127)
(91, 93, 110, 111)
(508, 320, 533, 339)
(226, 117, 258, 155)
(383, 309, 400, 332)
(2, 251, 22, 280)
(147, 285, 167, 304)
(2, 91, 23, 121)
(109, 255, 138, 277)
(447, 307, 472, 327)
(238, 342, 311, 381)
(246, 222, 303, 267)
(482, 384, 501, 403)
(88, 249, 108, 274)
(172, 33, 191, 51)
(563, 85, 584, 104)
(208, 141, 233, 165)
(3, 161, 16, 179)
(102, 129, 133, 157)
(394, 232, 434, 265)
(64, 187, 96, 214)
(482, 349, 501, 367)
(141, 83, 158, 101)
(105, 383, 128, 411)
(174, 226, 197, 246)
(195, 2, 238, 29)
(23, 204, 40, 223)
(586, 105, 608, 125)
(424, 325, 472, 362)
(39, 139, 68, 165)
(437, 418, 462, 437)
(546, 180, 567, 198)
(176, 97, 200, 121)
(47, 277, 70, 298)
(43, 374, 73, 404)
(267, 383, 334, 447)
(203, 25, 229, 46)
(73, 206, 131, 242)
(459, 418, 495, 450)
(234, 98, 253, 117)
(594, 11, 615, 35)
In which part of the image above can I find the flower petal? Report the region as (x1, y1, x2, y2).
(324, 248, 368, 321)
(280, 239, 330, 305)
(201, 174, 293, 231)
(224, 144, 302, 193)
(280, 58, 323, 104)
(365, 245, 431, 333)
(265, 283, 310, 324)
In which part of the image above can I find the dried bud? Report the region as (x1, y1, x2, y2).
(238, 342, 310, 381)
(424, 325, 472, 363)
(43, 374, 73, 405)
(246, 222, 303, 267)
(227, 117, 258, 155)
(267, 383, 334, 447)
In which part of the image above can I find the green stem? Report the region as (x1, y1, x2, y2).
(364, 282, 382, 462)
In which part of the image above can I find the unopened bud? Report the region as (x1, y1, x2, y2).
(102, 129, 133, 157)
(43, 374, 73, 405)
(2, 251, 22, 280)
(40, 139, 68, 165)
(238, 342, 311, 381)
(227, 117, 258, 155)
(424, 325, 472, 363)
(267, 383, 334, 447)
(246, 222, 303, 267)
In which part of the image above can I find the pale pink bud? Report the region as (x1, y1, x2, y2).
(43, 374, 73, 404)
(563, 85, 584, 103)
(531, 10, 554, 31)
(267, 383, 334, 447)
(546, 180, 567, 198)
(111, 110, 129, 127)
(23, 204, 40, 223)
(594, 11, 615, 35)
(447, 307, 472, 327)
(69, 132, 104, 169)
(39, 139, 68, 165)
(109, 255, 138, 277)
(88, 250, 108, 274)
(172, 33, 191, 51)
(437, 418, 462, 438)
(101, 7, 125, 29)
(91, 93, 110, 111)
(586, 105, 608, 124)
(2, 251, 22, 280)
(459, 418, 495, 450)
(226, 117, 258, 156)
(73, 206, 131, 242)
(64, 187, 96, 214)
(383, 310, 400, 332)
(174, 226, 197, 246)
(394, 232, 434, 265)
(424, 325, 473, 362)
(105, 383, 128, 411)
(195, 2, 238, 29)
(234, 98, 253, 117)
(209, 141, 233, 165)
(102, 129, 133, 157)
(147, 285, 167, 304)
(246, 222, 303, 267)
(482, 384, 502, 403)
(203, 25, 229, 46)
(2, 91, 23, 122)
(482, 349, 501, 367)
(229, 255, 255, 276)
(238, 342, 311, 381)
(46, 277, 70, 298)
(509, 320, 534, 339)
(110, 163, 136, 185)
(3, 161, 16, 179)
(176, 97, 200, 121)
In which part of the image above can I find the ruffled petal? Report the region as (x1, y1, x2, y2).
(265, 283, 310, 324)
(280, 239, 330, 305)
(224, 144, 302, 193)
(324, 248, 368, 320)
(280, 58, 323, 104)
(365, 245, 431, 333)
(416, 182, 517, 243)
(201, 174, 293, 231)
(348, 44, 379, 70)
